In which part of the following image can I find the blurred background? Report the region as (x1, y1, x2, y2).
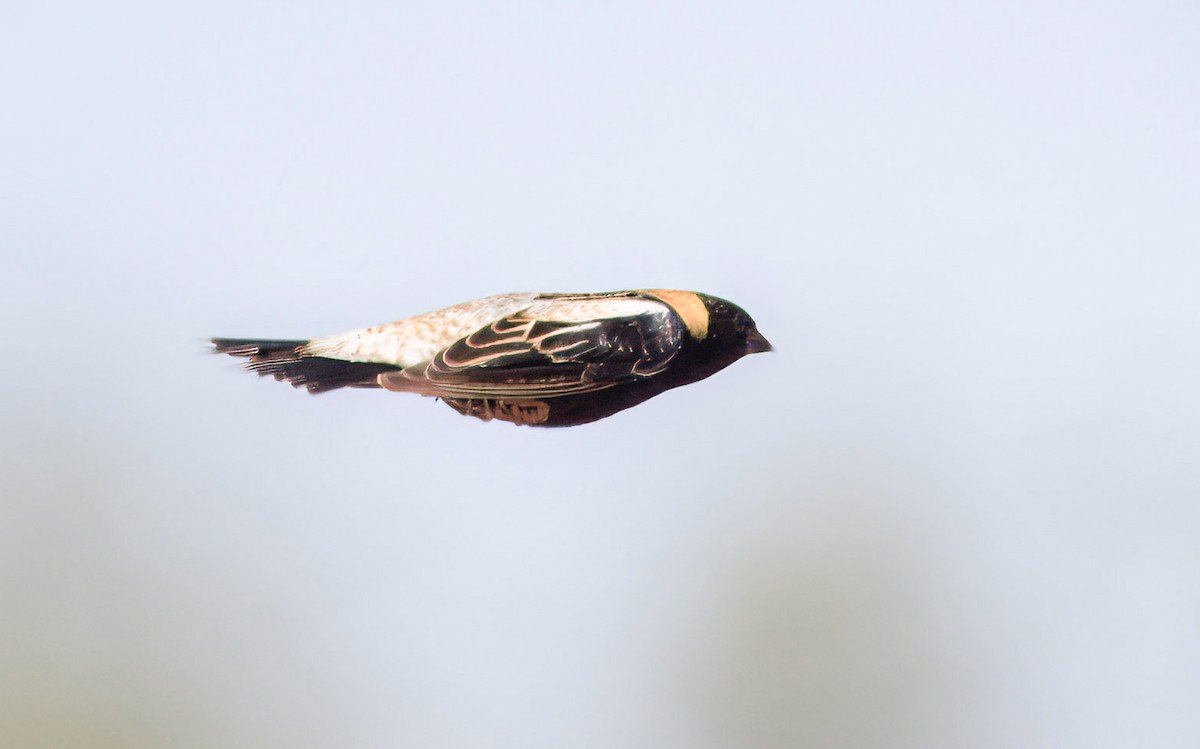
(2, 2, 1198, 747)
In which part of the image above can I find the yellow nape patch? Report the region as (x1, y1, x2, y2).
(643, 289, 709, 340)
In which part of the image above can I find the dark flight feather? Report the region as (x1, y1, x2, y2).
(210, 337, 402, 393)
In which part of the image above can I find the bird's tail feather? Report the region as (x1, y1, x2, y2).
(210, 337, 402, 393)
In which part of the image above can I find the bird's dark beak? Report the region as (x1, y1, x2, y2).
(745, 329, 773, 354)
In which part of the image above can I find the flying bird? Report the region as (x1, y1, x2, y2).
(211, 289, 770, 427)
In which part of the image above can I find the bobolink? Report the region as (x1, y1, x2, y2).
(211, 289, 770, 427)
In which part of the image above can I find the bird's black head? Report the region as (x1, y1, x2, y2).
(698, 293, 772, 357)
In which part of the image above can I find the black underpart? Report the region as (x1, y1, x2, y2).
(440, 339, 751, 427)
(210, 338, 402, 394)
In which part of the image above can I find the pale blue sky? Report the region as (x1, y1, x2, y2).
(3, 2, 1198, 747)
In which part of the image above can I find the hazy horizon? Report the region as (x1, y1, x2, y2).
(3, 2, 1198, 747)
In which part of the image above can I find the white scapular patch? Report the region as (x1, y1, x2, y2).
(521, 295, 668, 322)
(297, 291, 698, 368)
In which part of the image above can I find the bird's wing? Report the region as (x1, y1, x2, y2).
(378, 294, 686, 399)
